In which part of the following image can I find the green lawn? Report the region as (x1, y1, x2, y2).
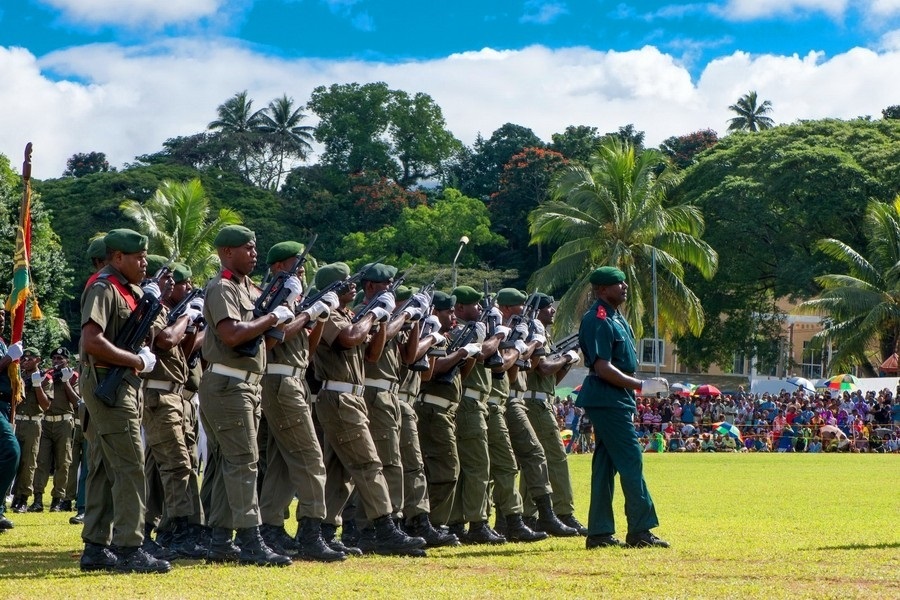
(1, 454, 898, 599)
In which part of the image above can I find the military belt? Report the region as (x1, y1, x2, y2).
(487, 393, 505, 406)
(15, 414, 42, 422)
(420, 394, 453, 409)
(462, 388, 490, 403)
(42, 414, 74, 423)
(398, 392, 415, 404)
(267, 363, 305, 378)
(208, 363, 263, 385)
(507, 391, 526, 404)
(364, 378, 400, 394)
(144, 379, 185, 395)
(321, 380, 365, 396)
(528, 391, 551, 402)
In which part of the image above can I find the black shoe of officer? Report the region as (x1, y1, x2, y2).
(59, 499, 73, 512)
(295, 517, 346, 562)
(373, 515, 427, 556)
(464, 521, 506, 545)
(234, 526, 292, 566)
(115, 546, 172, 574)
(559, 514, 589, 536)
(260, 523, 299, 557)
(506, 514, 549, 543)
(27, 496, 43, 513)
(534, 494, 578, 537)
(0, 515, 14, 531)
(80, 542, 118, 572)
(321, 522, 362, 556)
(70, 510, 85, 525)
(49, 498, 63, 512)
(169, 517, 207, 559)
(586, 534, 624, 549)
(405, 513, 459, 548)
(206, 527, 240, 563)
(625, 530, 670, 548)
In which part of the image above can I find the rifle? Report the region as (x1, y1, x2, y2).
(234, 234, 317, 357)
(549, 332, 580, 357)
(167, 287, 204, 326)
(409, 314, 444, 372)
(431, 320, 478, 384)
(394, 274, 436, 326)
(504, 291, 542, 369)
(94, 258, 175, 407)
(481, 279, 504, 368)
(351, 266, 411, 324)
(299, 259, 383, 329)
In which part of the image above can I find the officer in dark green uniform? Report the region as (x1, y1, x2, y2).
(577, 266, 669, 549)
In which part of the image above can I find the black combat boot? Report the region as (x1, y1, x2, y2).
(49, 498, 63, 512)
(492, 510, 507, 537)
(27, 495, 43, 513)
(447, 522, 467, 543)
(295, 517, 346, 562)
(11, 495, 27, 514)
(559, 514, 588, 536)
(79, 542, 118, 572)
(169, 516, 207, 559)
(59, 499, 73, 512)
(535, 494, 578, 537)
(340, 517, 361, 548)
(373, 515, 427, 556)
(115, 546, 172, 573)
(142, 523, 178, 561)
(464, 521, 506, 545)
(505, 513, 549, 543)
(234, 526, 292, 566)
(260, 523, 299, 557)
(356, 526, 378, 555)
(405, 513, 459, 548)
(206, 527, 240, 563)
(321, 521, 362, 556)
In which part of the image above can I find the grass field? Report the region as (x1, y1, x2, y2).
(1, 454, 898, 599)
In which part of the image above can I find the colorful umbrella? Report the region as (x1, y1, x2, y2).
(694, 384, 721, 397)
(714, 421, 743, 441)
(826, 374, 859, 391)
(671, 382, 695, 393)
(572, 384, 581, 395)
(786, 376, 816, 393)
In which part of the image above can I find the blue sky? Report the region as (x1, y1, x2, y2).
(2, 1, 900, 175)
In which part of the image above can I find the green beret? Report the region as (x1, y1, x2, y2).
(315, 262, 351, 289)
(145, 254, 168, 277)
(23, 347, 40, 358)
(395, 285, 412, 301)
(496, 288, 527, 306)
(361, 263, 398, 283)
(214, 225, 255, 248)
(86, 238, 107, 260)
(432, 291, 456, 310)
(353, 288, 365, 309)
(51, 346, 70, 358)
(266, 241, 303, 265)
(452, 285, 483, 305)
(172, 263, 192, 283)
(535, 293, 554, 309)
(589, 266, 626, 286)
(104, 229, 148, 254)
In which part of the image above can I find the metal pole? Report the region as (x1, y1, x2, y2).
(652, 248, 660, 378)
(451, 235, 469, 289)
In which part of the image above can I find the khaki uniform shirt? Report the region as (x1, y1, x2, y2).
(144, 306, 189, 383)
(313, 308, 365, 385)
(19, 375, 51, 417)
(458, 318, 491, 394)
(202, 270, 265, 373)
(45, 371, 77, 416)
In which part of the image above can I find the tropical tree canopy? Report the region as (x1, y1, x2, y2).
(796, 195, 900, 375)
(727, 91, 775, 132)
(528, 138, 718, 338)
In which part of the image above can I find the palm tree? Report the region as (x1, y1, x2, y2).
(796, 196, 900, 375)
(120, 179, 242, 281)
(208, 91, 264, 182)
(256, 94, 314, 190)
(528, 138, 718, 338)
(727, 91, 775, 132)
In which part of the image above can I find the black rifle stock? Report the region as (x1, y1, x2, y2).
(432, 321, 478, 384)
(234, 234, 317, 357)
(351, 266, 410, 324)
(166, 288, 204, 326)
(549, 332, 580, 356)
(480, 279, 504, 368)
(94, 260, 174, 407)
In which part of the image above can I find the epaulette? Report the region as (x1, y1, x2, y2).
(596, 305, 608, 320)
(221, 269, 237, 282)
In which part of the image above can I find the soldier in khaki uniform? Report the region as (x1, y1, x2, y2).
(141, 257, 206, 560)
(523, 293, 587, 535)
(199, 225, 293, 567)
(313, 262, 425, 556)
(494, 289, 576, 538)
(79, 228, 171, 573)
(11, 348, 50, 513)
(31, 346, 79, 513)
(257, 241, 344, 562)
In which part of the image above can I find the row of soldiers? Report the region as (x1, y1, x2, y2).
(8, 224, 588, 572)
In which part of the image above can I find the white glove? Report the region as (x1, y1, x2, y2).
(564, 350, 581, 365)
(283, 275, 303, 304)
(427, 331, 446, 346)
(373, 293, 396, 313)
(321, 291, 340, 310)
(514, 339, 529, 354)
(31, 371, 43, 386)
(272, 305, 294, 325)
(142, 282, 161, 299)
(61, 367, 75, 382)
(189, 297, 204, 313)
(495, 325, 511, 339)
(302, 300, 331, 322)
(530, 332, 547, 345)
(186, 307, 202, 322)
(487, 307, 503, 327)
(532, 320, 546, 336)
(640, 377, 669, 396)
(401, 303, 423, 321)
(473, 322, 487, 344)
(371, 307, 391, 322)
(514, 322, 529, 339)
(422, 315, 441, 333)
(463, 342, 482, 357)
(6, 341, 23, 360)
(410, 292, 430, 309)
(137, 346, 157, 374)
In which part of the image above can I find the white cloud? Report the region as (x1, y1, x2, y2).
(2, 40, 900, 177)
(520, 1, 569, 24)
(717, 0, 848, 20)
(868, 0, 900, 17)
(39, 0, 227, 28)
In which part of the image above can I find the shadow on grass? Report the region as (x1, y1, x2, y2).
(0, 549, 85, 579)
(814, 542, 900, 550)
